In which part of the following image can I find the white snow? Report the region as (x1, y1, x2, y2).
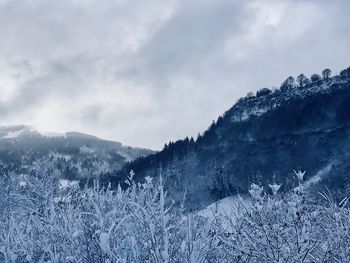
(268, 183, 281, 195)
(54, 196, 67, 203)
(294, 170, 306, 181)
(19, 181, 27, 188)
(72, 230, 83, 238)
(231, 103, 280, 122)
(80, 145, 96, 154)
(198, 196, 248, 220)
(197, 196, 250, 232)
(1, 126, 66, 139)
(99, 232, 111, 254)
(38, 131, 66, 138)
(2, 128, 27, 138)
(49, 152, 72, 161)
(304, 162, 334, 188)
(59, 179, 79, 190)
(230, 76, 348, 124)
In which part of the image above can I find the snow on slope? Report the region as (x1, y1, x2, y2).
(197, 196, 250, 231)
(197, 164, 335, 227)
(0, 125, 67, 139)
(39, 131, 67, 138)
(2, 128, 27, 138)
(304, 162, 335, 188)
(230, 77, 348, 123)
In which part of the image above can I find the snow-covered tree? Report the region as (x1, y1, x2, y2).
(322, 68, 332, 79)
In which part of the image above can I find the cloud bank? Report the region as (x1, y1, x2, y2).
(0, 0, 349, 149)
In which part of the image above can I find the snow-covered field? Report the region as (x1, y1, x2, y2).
(197, 195, 249, 222)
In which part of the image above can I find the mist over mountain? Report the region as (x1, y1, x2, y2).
(0, 125, 153, 179)
(106, 66, 350, 209)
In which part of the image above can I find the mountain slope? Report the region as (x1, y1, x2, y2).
(0, 125, 153, 179)
(108, 67, 350, 210)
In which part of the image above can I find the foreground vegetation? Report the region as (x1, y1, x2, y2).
(0, 161, 350, 262)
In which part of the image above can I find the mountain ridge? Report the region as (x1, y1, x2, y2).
(0, 125, 154, 179)
(106, 66, 350, 210)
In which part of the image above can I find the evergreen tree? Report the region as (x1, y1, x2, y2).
(310, 73, 321, 83)
(322, 68, 332, 79)
(280, 76, 295, 91)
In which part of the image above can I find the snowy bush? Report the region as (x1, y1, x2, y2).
(1, 162, 350, 262)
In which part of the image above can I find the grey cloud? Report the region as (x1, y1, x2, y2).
(0, 0, 349, 149)
(120, 0, 252, 88)
(81, 104, 104, 125)
(140, 2, 247, 74)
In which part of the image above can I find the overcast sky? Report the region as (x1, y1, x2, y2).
(0, 0, 349, 149)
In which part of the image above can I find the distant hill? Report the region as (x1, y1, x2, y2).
(108, 66, 350, 210)
(0, 125, 153, 179)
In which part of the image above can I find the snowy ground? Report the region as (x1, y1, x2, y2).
(198, 196, 249, 219)
(196, 195, 250, 232)
(2, 128, 27, 138)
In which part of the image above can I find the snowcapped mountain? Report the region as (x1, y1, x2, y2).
(108, 67, 350, 210)
(0, 125, 153, 179)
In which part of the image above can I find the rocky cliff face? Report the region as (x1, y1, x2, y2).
(110, 74, 350, 210)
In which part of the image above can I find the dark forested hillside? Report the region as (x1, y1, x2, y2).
(107, 66, 350, 210)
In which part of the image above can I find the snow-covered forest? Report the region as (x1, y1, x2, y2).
(1, 160, 350, 263)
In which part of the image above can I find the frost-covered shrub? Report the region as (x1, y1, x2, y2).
(1, 163, 350, 263)
(0, 162, 213, 262)
(216, 171, 350, 263)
